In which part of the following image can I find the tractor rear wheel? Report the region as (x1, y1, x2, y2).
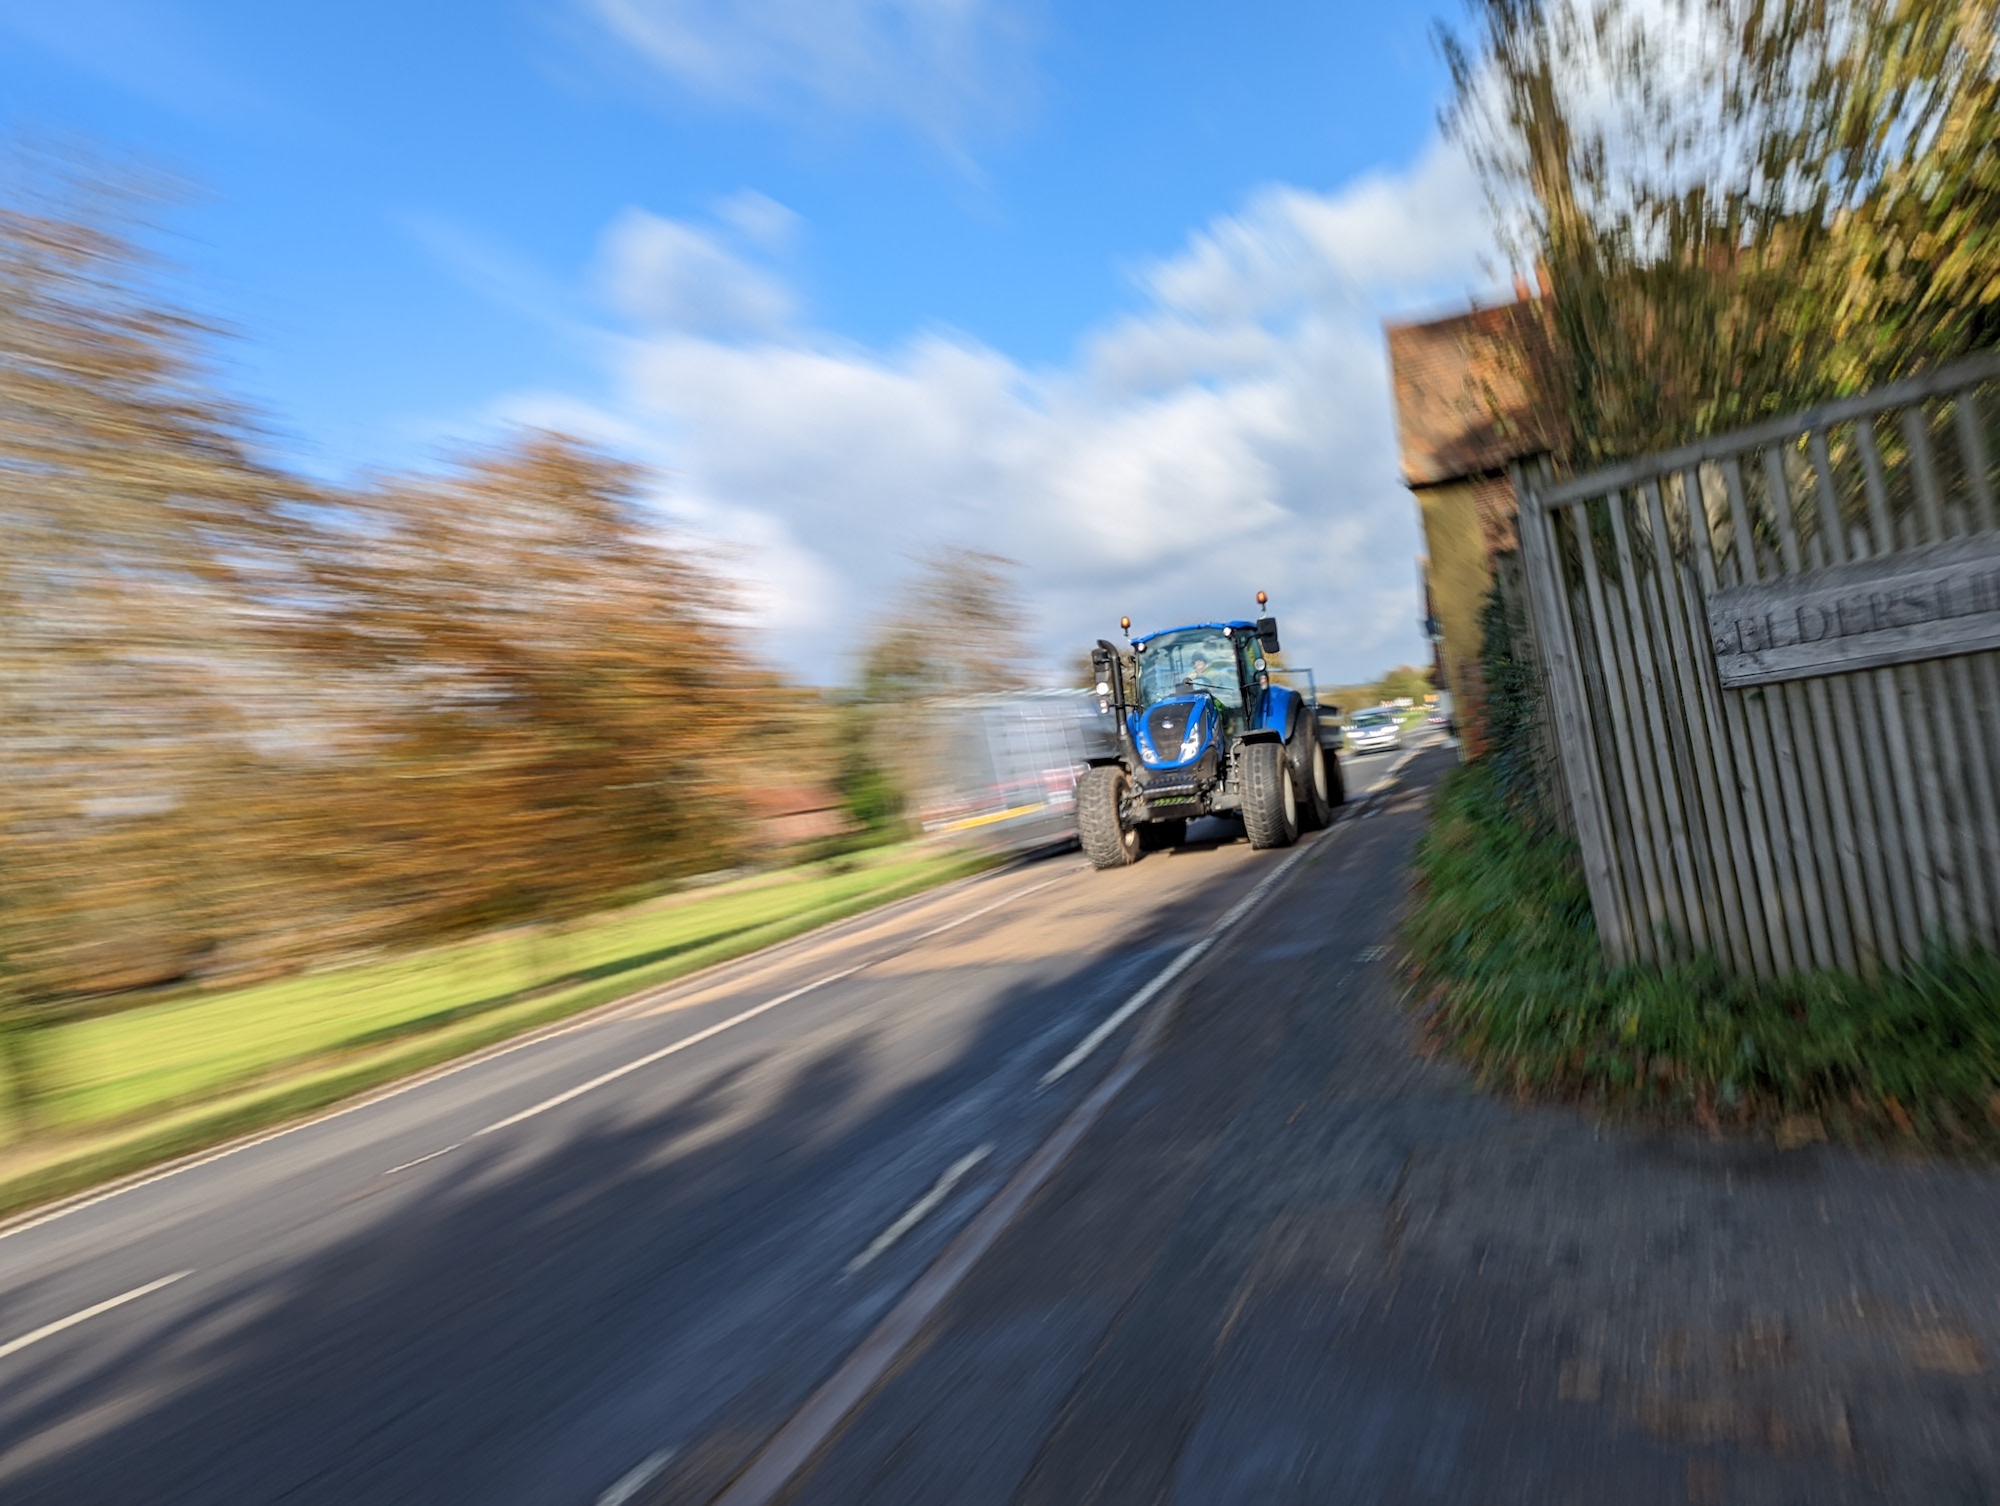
(1290, 715, 1334, 832)
(1240, 741, 1299, 850)
(1077, 765, 1141, 868)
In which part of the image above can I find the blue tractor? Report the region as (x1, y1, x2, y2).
(1077, 594, 1344, 868)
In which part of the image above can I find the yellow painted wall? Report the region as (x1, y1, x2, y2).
(1415, 477, 1508, 755)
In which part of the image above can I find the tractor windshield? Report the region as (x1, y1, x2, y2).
(1135, 629, 1241, 710)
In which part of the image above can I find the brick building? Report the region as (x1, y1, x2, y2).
(1384, 292, 1550, 756)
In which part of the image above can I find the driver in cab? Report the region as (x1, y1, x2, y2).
(1184, 653, 1233, 697)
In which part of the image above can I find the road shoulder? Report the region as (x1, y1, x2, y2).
(775, 747, 2000, 1505)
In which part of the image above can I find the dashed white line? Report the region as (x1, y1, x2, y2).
(0, 857, 1048, 1244)
(596, 1447, 677, 1506)
(475, 875, 1072, 1139)
(474, 966, 869, 1137)
(383, 1144, 461, 1176)
(0, 1271, 191, 1363)
(845, 1145, 993, 1276)
(701, 749, 1441, 1506)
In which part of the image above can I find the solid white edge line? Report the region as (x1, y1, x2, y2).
(844, 1145, 993, 1276)
(596, 1447, 677, 1506)
(1038, 740, 1433, 1089)
(1038, 831, 1319, 1089)
(1372, 746, 1421, 789)
(713, 1052, 1147, 1506)
(0, 861, 1069, 1244)
(0, 1270, 191, 1363)
(475, 874, 1073, 1139)
(706, 747, 1442, 1506)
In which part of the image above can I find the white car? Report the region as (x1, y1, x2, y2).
(1343, 708, 1403, 754)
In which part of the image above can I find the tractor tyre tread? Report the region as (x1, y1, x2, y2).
(1240, 741, 1299, 850)
(1291, 713, 1334, 832)
(1078, 764, 1141, 869)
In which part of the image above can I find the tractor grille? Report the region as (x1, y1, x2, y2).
(1142, 703, 1193, 759)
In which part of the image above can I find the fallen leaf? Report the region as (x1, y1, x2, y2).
(1559, 1356, 1604, 1403)
(1883, 1096, 1915, 1136)
(1775, 1114, 1824, 1151)
(1903, 1330, 1987, 1375)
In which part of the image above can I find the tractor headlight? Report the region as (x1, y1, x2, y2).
(1136, 728, 1160, 764)
(1177, 719, 1205, 760)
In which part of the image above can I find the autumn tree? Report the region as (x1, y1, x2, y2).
(1441, 0, 2000, 465)
(0, 156, 764, 1134)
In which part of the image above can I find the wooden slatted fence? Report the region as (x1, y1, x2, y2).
(1510, 352, 2000, 976)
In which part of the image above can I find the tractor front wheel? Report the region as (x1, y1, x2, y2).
(1240, 741, 1299, 850)
(1077, 765, 1142, 868)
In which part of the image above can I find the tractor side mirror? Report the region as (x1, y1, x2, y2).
(1256, 615, 1280, 654)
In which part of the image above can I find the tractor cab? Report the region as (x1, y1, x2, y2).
(1128, 623, 1265, 767)
(1079, 596, 1340, 868)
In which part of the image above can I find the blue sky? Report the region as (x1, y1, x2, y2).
(0, 0, 1497, 684)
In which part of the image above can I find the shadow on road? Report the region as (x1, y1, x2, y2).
(0, 936, 1162, 1506)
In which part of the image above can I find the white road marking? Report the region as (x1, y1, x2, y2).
(0, 1271, 191, 1363)
(383, 1144, 461, 1176)
(714, 1051, 1149, 1506)
(474, 966, 867, 1137)
(1039, 832, 1319, 1088)
(596, 1447, 676, 1506)
(907, 874, 1070, 944)
(1372, 747, 1421, 789)
(1040, 743, 1429, 1090)
(845, 1145, 993, 1276)
(0, 855, 1042, 1244)
(475, 875, 1072, 1138)
(713, 749, 1436, 1506)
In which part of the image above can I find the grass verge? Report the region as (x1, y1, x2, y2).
(0, 842, 1000, 1221)
(1404, 761, 2000, 1153)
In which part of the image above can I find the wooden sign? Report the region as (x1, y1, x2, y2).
(1709, 532, 2000, 687)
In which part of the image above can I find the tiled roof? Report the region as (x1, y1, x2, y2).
(1385, 298, 1551, 487)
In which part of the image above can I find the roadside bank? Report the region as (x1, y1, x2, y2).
(1405, 760, 2000, 1154)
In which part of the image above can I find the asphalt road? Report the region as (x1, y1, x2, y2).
(0, 748, 1420, 1505)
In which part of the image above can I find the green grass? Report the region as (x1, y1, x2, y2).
(0, 842, 998, 1218)
(1404, 762, 2000, 1151)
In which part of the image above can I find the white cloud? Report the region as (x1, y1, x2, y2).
(584, 0, 1039, 147)
(1143, 145, 1489, 321)
(712, 188, 800, 250)
(596, 208, 795, 333)
(509, 139, 1495, 686)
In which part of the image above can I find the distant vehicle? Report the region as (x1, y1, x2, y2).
(1344, 707, 1403, 754)
(1075, 594, 1343, 868)
(1426, 707, 1449, 728)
